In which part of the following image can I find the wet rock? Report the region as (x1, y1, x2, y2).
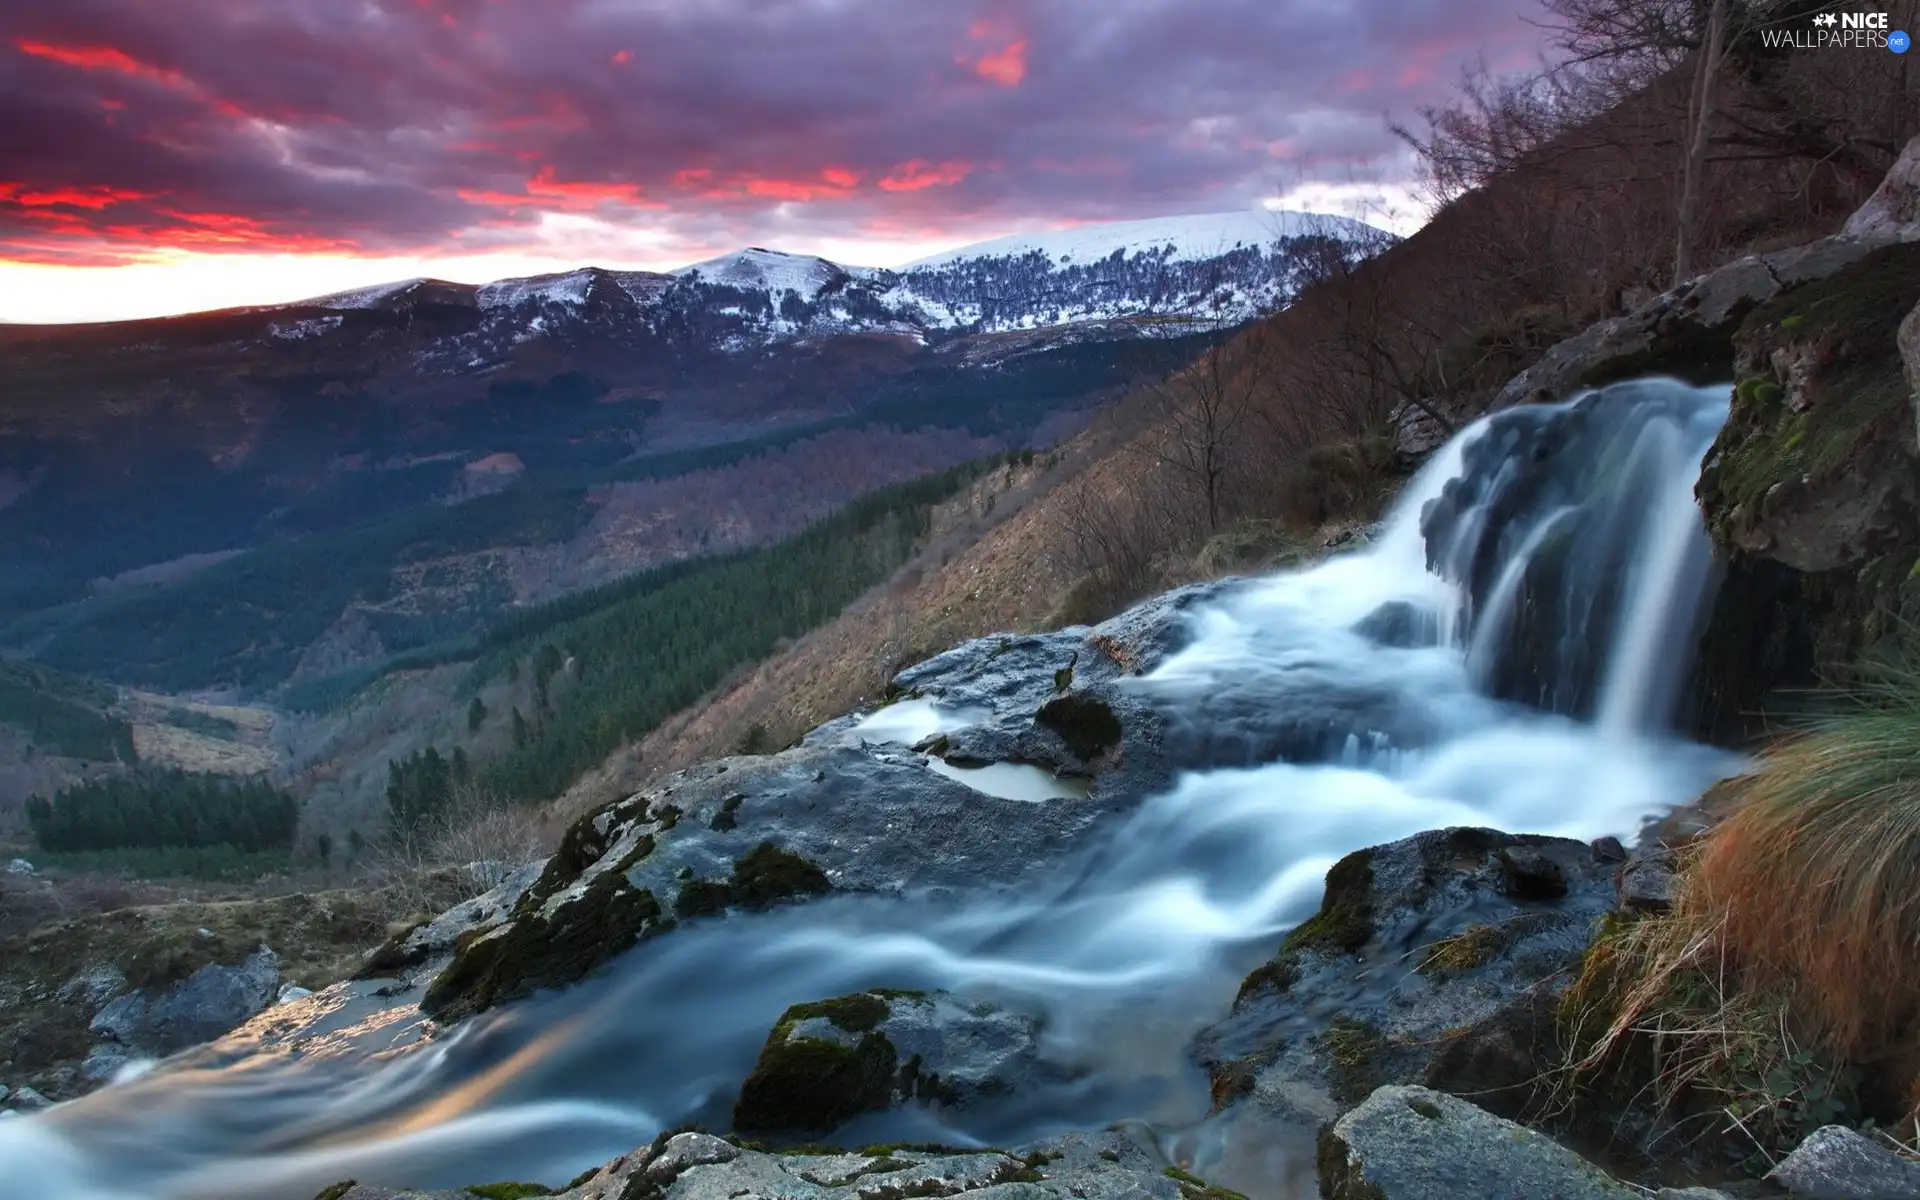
(59, 965, 128, 1007)
(1590, 836, 1628, 864)
(79, 1046, 130, 1083)
(7, 1085, 51, 1112)
(1767, 1125, 1920, 1200)
(645, 1131, 741, 1178)
(89, 947, 279, 1058)
(277, 984, 315, 1005)
(1199, 828, 1613, 1132)
(733, 988, 1075, 1135)
(1654, 1189, 1739, 1200)
(1843, 134, 1920, 243)
(1688, 241, 1920, 742)
(1318, 1085, 1638, 1200)
(1353, 601, 1442, 649)
(1617, 857, 1679, 912)
(5, 858, 32, 875)
(1497, 847, 1567, 900)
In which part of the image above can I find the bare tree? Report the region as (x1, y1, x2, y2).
(1135, 324, 1273, 535)
(1673, 0, 1729, 281)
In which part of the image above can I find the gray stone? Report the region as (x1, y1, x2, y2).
(1321, 1085, 1638, 1199)
(1767, 1124, 1920, 1200)
(1197, 828, 1614, 1131)
(90, 947, 280, 1058)
(79, 1046, 131, 1083)
(0, 1084, 9, 1103)
(735, 988, 1081, 1134)
(1654, 1189, 1738, 1200)
(1618, 860, 1679, 912)
(276, 984, 314, 1005)
(7, 1086, 51, 1112)
(644, 1131, 741, 1179)
(5, 858, 33, 875)
(1843, 135, 1920, 242)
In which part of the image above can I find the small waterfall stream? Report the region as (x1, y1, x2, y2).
(0, 379, 1740, 1200)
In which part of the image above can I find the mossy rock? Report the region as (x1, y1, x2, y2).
(1280, 849, 1375, 956)
(732, 991, 901, 1133)
(1034, 693, 1122, 760)
(467, 1184, 555, 1199)
(422, 835, 662, 1022)
(1317, 1015, 1389, 1105)
(669, 843, 833, 922)
(1416, 923, 1511, 976)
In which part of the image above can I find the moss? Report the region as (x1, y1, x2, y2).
(563, 1165, 604, 1190)
(1314, 1124, 1389, 1200)
(731, 1030, 899, 1134)
(1232, 953, 1302, 1008)
(1280, 849, 1375, 957)
(1209, 1058, 1258, 1110)
(730, 842, 833, 909)
(355, 918, 432, 979)
(312, 1186, 358, 1200)
(674, 879, 734, 919)
(1417, 924, 1511, 976)
(1316, 1016, 1388, 1105)
(777, 992, 891, 1036)
(1165, 1166, 1251, 1200)
(1034, 693, 1122, 760)
(467, 1184, 554, 1199)
(423, 835, 662, 1022)
(1709, 242, 1920, 522)
(1407, 1095, 1445, 1120)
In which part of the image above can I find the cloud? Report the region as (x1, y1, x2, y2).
(0, 0, 1551, 282)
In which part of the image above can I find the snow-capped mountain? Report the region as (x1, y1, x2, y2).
(242, 209, 1387, 364)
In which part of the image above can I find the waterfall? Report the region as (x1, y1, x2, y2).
(0, 379, 1740, 1200)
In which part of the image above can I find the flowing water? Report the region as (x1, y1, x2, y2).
(1, 380, 1742, 1200)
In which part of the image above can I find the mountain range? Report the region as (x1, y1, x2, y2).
(0, 210, 1386, 704)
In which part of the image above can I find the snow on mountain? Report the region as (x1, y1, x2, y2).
(672, 248, 849, 301)
(901, 210, 1371, 271)
(303, 279, 427, 310)
(247, 210, 1389, 362)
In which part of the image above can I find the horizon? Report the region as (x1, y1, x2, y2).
(0, 203, 1399, 327)
(0, 0, 1549, 325)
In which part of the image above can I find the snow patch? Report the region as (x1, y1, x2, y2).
(901, 210, 1374, 270)
(478, 270, 596, 310)
(672, 248, 849, 300)
(306, 279, 424, 309)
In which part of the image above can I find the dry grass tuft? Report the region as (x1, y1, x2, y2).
(1556, 646, 1920, 1165)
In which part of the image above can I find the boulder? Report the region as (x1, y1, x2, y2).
(1318, 1085, 1638, 1200)
(5, 859, 33, 875)
(1688, 241, 1920, 741)
(1197, 828, 1616, 1132)
(732, 989, 1077, 1135)
(1767, 1125, 1920, 1200)
(6, 1085, 51, 1112)
(89, 947, 279, 1058)
(1842, 134, 1920, 242)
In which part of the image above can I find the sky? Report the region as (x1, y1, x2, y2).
(0, 0, 1552, 324)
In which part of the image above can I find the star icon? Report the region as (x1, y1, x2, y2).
(1813, 12, 1838, 26)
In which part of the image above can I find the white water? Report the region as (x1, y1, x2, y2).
(0, 381, 1740, 1200)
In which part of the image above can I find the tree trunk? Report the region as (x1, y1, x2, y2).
(1673, 0, 1727, 285)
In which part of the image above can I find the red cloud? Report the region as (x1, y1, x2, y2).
(877, 159, 971, 192)
(1, 184, 157, 209)
(612, 49, 633, 65)
(458, 166, 659, 211)
(966, 38, 1027, 87)
(15, 38, 182, 85)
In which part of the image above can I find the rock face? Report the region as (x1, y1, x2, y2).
(1318, 1085, 1638, 1200)
(1690, 240, 1920, 740)
(88, 947, 280, 1060)
(1767, 1125, 1920, 1200)
(1489, 236, 1882, 413)
(1842, 134, 1920, 242)
(1196, 828, 1616, 1131)
(312, 1127, 1209, 1200)
(732, 989, 1075, 1134)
